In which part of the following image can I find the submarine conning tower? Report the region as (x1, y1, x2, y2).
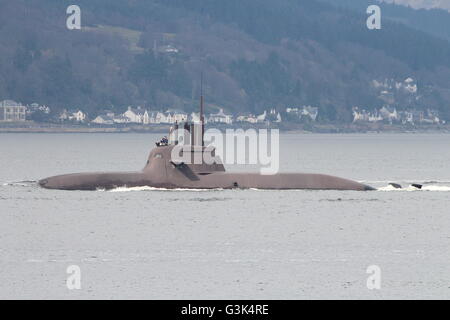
(144, 121, 225, 175)
(144, 144, 225, 175)
(145, 78, 225, 175)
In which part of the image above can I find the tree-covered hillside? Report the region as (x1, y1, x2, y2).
(326, 0, 450, 41)
(1, 0, 450, 121)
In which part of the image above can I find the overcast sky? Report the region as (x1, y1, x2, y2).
(382, 0, 450, 11)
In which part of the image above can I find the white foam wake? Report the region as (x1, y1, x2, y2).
(2, 180, 37, 187)
(103, 184, 450, 193)
(108, 186, 160, 192)
(378, 185, 450, 192)
(421, 185, 450, 192)
(107, 186, 222, 192)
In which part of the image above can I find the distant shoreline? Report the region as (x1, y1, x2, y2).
(1, 122, 449, 134)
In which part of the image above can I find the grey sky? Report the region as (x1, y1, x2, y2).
(382, 0, 450, 11)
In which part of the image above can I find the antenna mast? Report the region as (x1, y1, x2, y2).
(200, 73, 205, 146)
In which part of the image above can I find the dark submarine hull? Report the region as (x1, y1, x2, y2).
(39, 171, 373, 191)
(39, 145, 374, 191)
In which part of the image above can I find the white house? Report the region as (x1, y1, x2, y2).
(0, 100, 27, 122)
(300, 106, 319, 121)
(158, 44, 179, 54)
(142, 110, 150, 124)
(352, 107, 369, 122)
(146, 111, 160, 124)
(92, 115, 114, 125)
(60, 109, 86, 122)
(162, 109, 188, 123)
(276, 113, 282, 123)
(59, 110, 69, 121)
(353, 107, 382, 123)
(368, 111, 383, 122)
(257, 111, 267, 123)
(236, 114, 258, 124)
(208, 109, 233, 124)
(403, 77, 418, 94)
(158, 111, 174, 124)
(379, 106, 398, 123)
(173, 110, 188, 123)
(71, 110, 86, 122)
(113, 115, 130, 124)
(423, 109, 441, 124)
(286, 106, 319, 122)
(153, 112, 164, 123)
(27, 103, 50, 115)
(124, 106, 146, 123)
(269, 109, 282, 123)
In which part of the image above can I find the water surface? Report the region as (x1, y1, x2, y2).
(1, 133, 449, 299)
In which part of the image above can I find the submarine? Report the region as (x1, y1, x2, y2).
(39, 94, 374, 191)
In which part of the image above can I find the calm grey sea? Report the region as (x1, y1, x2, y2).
(1, 133, 449, 299)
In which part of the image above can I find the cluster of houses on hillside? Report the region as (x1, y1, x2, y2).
(91, 107, 234, 125)
(0, 99, 446, 127)
(352, 106, 444, 125)
(0, 100, 51, 122)
(286, 106, 319, 122)
(86, 107, 280, 126)
(0, 100, 311, 125)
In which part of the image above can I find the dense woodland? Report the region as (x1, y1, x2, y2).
(1, 0, 450, 122)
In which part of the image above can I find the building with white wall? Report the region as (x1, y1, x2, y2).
(0, 100, 27, 122)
